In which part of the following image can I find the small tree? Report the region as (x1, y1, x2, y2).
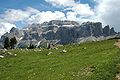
(4, 37, 10, 49)
(28, 43, 35, 49)
(10, 37, 17, 49)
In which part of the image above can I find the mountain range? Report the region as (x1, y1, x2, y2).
(0, 20, 118, 48)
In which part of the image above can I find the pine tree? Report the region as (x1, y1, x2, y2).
(28, 43, 35, 49)
(4, 37, 10, 49)
(10, 37, 17, 49)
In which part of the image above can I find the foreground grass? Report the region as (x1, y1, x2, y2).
(0, 39, 120, 80)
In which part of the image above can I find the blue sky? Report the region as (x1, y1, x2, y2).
(0, 0, 96, 28)
(0, 0, 120, 36)
(0, 0, 50, 13)
(0, 0, 96, 13)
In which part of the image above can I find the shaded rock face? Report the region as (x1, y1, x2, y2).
(40, 21, 115, 44)
(110, 27, 116, 35)
(0, 27, 23, 43)
(80, 22, 103, 37)
(0, 20, 117, 47)
(103, 25, 110, 37)
(42, 30, 56, 40)
(56, 27, 77, 44)
(92, 22, 103, 37)
(10, 27, 17, 33)
(10, 27, 23, 38)
(103, 25, 116, 37)
(22, 32, 32, 40)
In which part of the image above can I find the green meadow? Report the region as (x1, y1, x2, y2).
(0, 39, 120, 80)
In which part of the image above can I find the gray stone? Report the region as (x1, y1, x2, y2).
(80, 22, 103, 37)
(110, 27, 116, 35)
(103, 25, 110, 37)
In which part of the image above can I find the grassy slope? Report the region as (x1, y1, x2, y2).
(0, 39, 120, 80)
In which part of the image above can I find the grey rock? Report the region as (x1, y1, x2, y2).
(56, 27, 77, 44)
(110, 27, 116, 35)
(22, 32, 32, 40)
(10, 27, 23, 38)
(80, 22, 103, 37)
(48, 20, 79, 26)
(103, 25, 110, 37)
(0, 42, 3, 49)
(17, 40, 38, 48)
(42, 30, 56, 40)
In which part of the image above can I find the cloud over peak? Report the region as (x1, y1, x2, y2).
(0, 22, 16, 36)
(0, 7, 40, 37)
(95, 0, 120, 31)
(45, 0, 94, 17)
(27, 11, 66, 24)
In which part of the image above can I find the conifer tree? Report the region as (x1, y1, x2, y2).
(10, 37, 17, 49)
(4, 37, 10, 49)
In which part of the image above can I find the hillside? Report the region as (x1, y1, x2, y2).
(0, 39, 120, 80)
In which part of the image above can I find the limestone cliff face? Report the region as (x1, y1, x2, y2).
(110, 27, 116, 35)
(80, 22, 103, 37)
(103, 25, 116, 37)
(0, 20, 117, 48)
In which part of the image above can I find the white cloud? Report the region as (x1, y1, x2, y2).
(46, 0, 94, 18)
(3, 9, 29, 23)
(0, 22, 16, 37)
(95, 0, 120, 31)
(66, 12, 77, 21)
(0, 7, 40, 37)
(1, 7, 40, 23)
(45, 0, 120, 32)
(27, 11, 66, 24)
(72, 4, 94, 17)
(45, 0, 75, 7)
(25, 7, 40, 14)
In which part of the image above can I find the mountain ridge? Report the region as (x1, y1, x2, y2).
(0, 20, 117, 48)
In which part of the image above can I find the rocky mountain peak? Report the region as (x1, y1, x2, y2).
(0, 20, 117, 48)
(10, 27, 18, 33)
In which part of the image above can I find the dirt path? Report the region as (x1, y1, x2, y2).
(114, 39, 120, 48)
(114, 39, 120, 80)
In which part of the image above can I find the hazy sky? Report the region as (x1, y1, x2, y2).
(0, 0, 120, 36)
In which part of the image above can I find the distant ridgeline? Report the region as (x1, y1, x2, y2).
(0, 20, 118, 48)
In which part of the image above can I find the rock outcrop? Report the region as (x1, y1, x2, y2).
(103, 25, 110, 37)
(80, 22, 103, 37)
(110, 27, 116, 35)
